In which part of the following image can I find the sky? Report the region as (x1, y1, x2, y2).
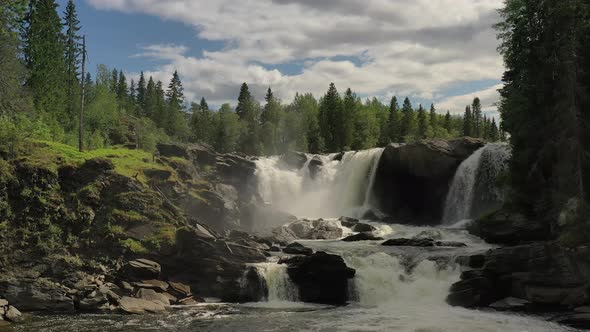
(57, 0, 505, 116)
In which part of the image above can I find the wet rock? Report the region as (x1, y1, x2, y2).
(435, 241, 467, 247)
(4, 306, 23, 323)
(308, 157, 324, 179)
(168, 281, 191, 299)
(374, 138, 485, 224)
(269, 246, 281, 252)
(281, 252, 356, 305)
(0, 278, 75, 312)
(382, 238, 435, 247)
(455, 254, 486, 269)
(133, 280, 168, 292)
(447, 276, 495, 308)
(283, 242, 313, 256)
(489, 297, 530, 311)
(342, 233, 384, 242)
(239, 267, 268, 302)
(78, 288, 112, 311)
(135, 288, 171, 307)
(288, 220, 314, 238)
(307, 220, 343, 240)
(468, 209, 552, 245)
(122, 259, 161, 281)
(270, 225, 299, 244)
(118, 296, 167, 314)
(352, 223, 376, 233)
(414, 229, 443, 240)
(553, 313, 590, 329)
(281, 151, 308, 169)
(338, 216, 359, 228)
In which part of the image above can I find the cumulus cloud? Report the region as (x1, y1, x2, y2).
(88, 0, 505, 108)
(437, 83, 503, 119)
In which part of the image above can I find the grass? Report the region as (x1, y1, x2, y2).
(23, 140, 172, 184)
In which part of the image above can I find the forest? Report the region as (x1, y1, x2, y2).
(0, 0, 502, 160)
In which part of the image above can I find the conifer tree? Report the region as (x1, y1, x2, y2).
(342, 88, 357, 149)
(319, 83, 343, 151)
(388, 96, 401, 143)
(145, 77, 156, 120)
(400, 97, 414, 141)
(117, 70, 128, 102)
(417, 104, 428, 139)
(129, 79, 136, 103)
(23, 0, 67, 117)
(83, 72, 94, 106)
(463, 105, 472, 137)
(110, 69, 118, 94)
(429, 103, 437, 130)
(235, 82, 262, 155)
(137, 71, 147, 111)
(444, 111, 452, 132)
(63, 0, 81, 119)
(261, 87, 282, 155)
(472, 97, 482, 137)
(236, 82, 252, 120)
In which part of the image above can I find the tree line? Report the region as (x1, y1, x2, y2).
(0, 0, 503, 159)
(496, 0, 590, 245)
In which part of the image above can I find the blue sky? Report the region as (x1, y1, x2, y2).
(58, 0, 504, 114)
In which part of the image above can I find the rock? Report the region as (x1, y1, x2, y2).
(283, 242, 313, 256)
(270, 225, 299, 244)
(489, 297, 530, 311)
(4, 306, 23, 323)
(553, 313, 590, 329)
(435, 241, 467, 247)
(307, 220, 343, 240)
(134, 280, 169, 292)
(338, 216, 359, 228)
(178, 296, 200, 305)
(374, 138, 485, 224)
(414, 229, 443, 240)
(168, 281, 191, 298)
(308, 157, 324, 179)
(0, 299, 7, 307)
(281, 252, 356, 305)
(0, 278, 75, 311)
(352, 223, 376, 233)
(342, 233, 384, 242)
(239, 267, 268, 302)
(122, 259, 161, 281)
(269, 246, 281, 252)
(135, 288, 171, 307)
(78, 288, 111, 311)
(455, 254, 486, 269)
(575, 306, 590, 313)
(447, 276, 495, 307)
(281, 151, 308, 169)
(382, 238, 435, 247)
(288, 220, 314, 238)
(119, 281, 134, 293)
(162, 292, 178, 304)
(118, 296, 167, 314)
(468, 209, 552, 245)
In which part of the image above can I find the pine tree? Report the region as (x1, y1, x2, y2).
(164, 70, 189, 138)
(417, 104, 428, 139)
(110, 69, 118, 94)
(235, 82, 261, 155)
(342, 88, 357, 149)
(429, 103, 437, 130)
(400, 97, 414, 141)
(261, 87, 282, 155)
(62, 0, 81, 119)
(444, 111, 452, 132)
(463, 105, 472, 137)
(388, 96, 400, 142)
(129, 79, 136, 103)
(490, 118, 499, 142)
(83, 72, 94, 106)
(23, 0, 67, 117)
(137, 71, 147, 111)
(319, 83, 343, 151)
(236, 82, 252, 120)
(472, 97, 482, 137)
(117, 70, 128, 102)
(145, 77, 156, 120)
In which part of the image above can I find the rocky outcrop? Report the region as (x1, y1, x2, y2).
(374, 138, 485, 224)
(277, 219, 344, 241)
(382, 238, 466, 247)
(280, 252, 355, 305)
(467, 209, 553, 245)
(0, 278, 75, 312)
(447, 242, 590, 324)
(342, 233, 383, 242)
(0, 298, 22, 324)
(282, 242, 313, 256)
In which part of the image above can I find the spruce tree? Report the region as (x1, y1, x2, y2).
(444, 111, 452, 132)
(490, 118, 499, 142)
(388, 96, 400, 142)
(429, 103, 437, 130)
(400, 97, 414, 142)
(137, 71, 147, 111)
(117, 70, 128, 102)
(129, 79, 136, 103)
(110, 69, 118, 94)
(472, 97, 482, 137)
(83, 72, 94, 106)
(261, 87, 282, 155)
(417, 104, 428, 139)
(236, 82, 252, 120)
(23, 0, 67, 118)
(235, 82, 261, 155)
(463, 105, 472, 137)
(342, 88, 356, 149)
(145, 77, 156, 120)
(62, 0, 81, 119)
(319, 83, 343, 151)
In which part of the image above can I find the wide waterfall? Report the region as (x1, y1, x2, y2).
(255, 148, 384, 219)
(442, 143, 511, 224)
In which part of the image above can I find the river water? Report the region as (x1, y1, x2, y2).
(9, 146, 581, 332)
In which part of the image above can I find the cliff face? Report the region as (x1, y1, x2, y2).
(373, 137, 485, 225)
(0, 141, 270, 313)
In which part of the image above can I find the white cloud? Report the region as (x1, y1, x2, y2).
(89, 0, 505, 108)
(437, 83, 503, 119)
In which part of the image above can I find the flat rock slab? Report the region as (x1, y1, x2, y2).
(136, 288, 171, 306)
(118, 296, 167, 314)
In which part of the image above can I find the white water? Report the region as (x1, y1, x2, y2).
(442, 143, 511, 224)
(253, 262, 299, 303)
(255, 148, 384, 219)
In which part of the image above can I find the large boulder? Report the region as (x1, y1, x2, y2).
(0, 278, 75, 312)
(280, 252, 355, 305)
(468, 209, 552, 245)
(374, 138, 485, 224)
(342, 233, 383, 242)
(282, 242, 313, 255)
(118, 296, 167, 314)
(447, 242, 590, 309)
(280, 151, 308, 169)
(121, 259, 161, 281)
(307, 220, 343, 240)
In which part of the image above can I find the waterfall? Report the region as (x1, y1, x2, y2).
(442, 143, 511, 224)
(253, 263, 299, 302)
(255, 148, 384, 219)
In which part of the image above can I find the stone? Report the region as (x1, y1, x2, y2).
(134, 280, 169, 292)
(162, 292, 178, 304)
(382, 238, 435, 247)
(136, 288, 171, 307)
(288, 220, 314, 238)
(0, 279, 75, 312)
(575, 306, 590, 313)
(352, 223, 376, 233)
(168, 281, 191, 298)
(283, 242, 313, 256)
(281, 151, 308, 169)
(178, 296, 200, 305)
(489, 297, 530, 311)
(119, 281, 134, 293)
(414, 229, 443, 240)
(308, 157, 324, 179)
(307, 220, 343, 240)
(123, 259, 161, 280)
(553, 313, 590, 330)
(281, 252, 355, 305)
(342, 233, 384, 242)
(338, 216, 359, 228)
(0, 299, 7, 307)
(118, 296, 167, 314)
(269, 246, 281, 252)
(270, 225, 299, 244)
(455, 255, 486, 269)
(435, 241, 467, 247)
(468, 209, 551, 245)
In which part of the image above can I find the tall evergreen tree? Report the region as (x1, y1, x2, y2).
(388, 96, 401, 142)
(318, 83, 343, 151)
(429, 103, 437, 130)
(400, 97, 414, 141)
(261, 87, 282, 155)
(145, 76, 156, 120)
(137, 71, 147, 111)
(417, 104, 428, 139)
(117, 70, 128, 102)
(472, 97, 482, 137)
(342, 88, 357, 149)
(236, 82, 252, 120)
(463, 105, 473, 137)
(23, 0, 67, 117)
(110, 68, 118, 94)
(62, 0, 81, 119)
(235, 82, 261, 155)
(444, 111, 452, 132)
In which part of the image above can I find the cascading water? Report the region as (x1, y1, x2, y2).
(255, 148, 384, 219)
(442, 143, 511, 224)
